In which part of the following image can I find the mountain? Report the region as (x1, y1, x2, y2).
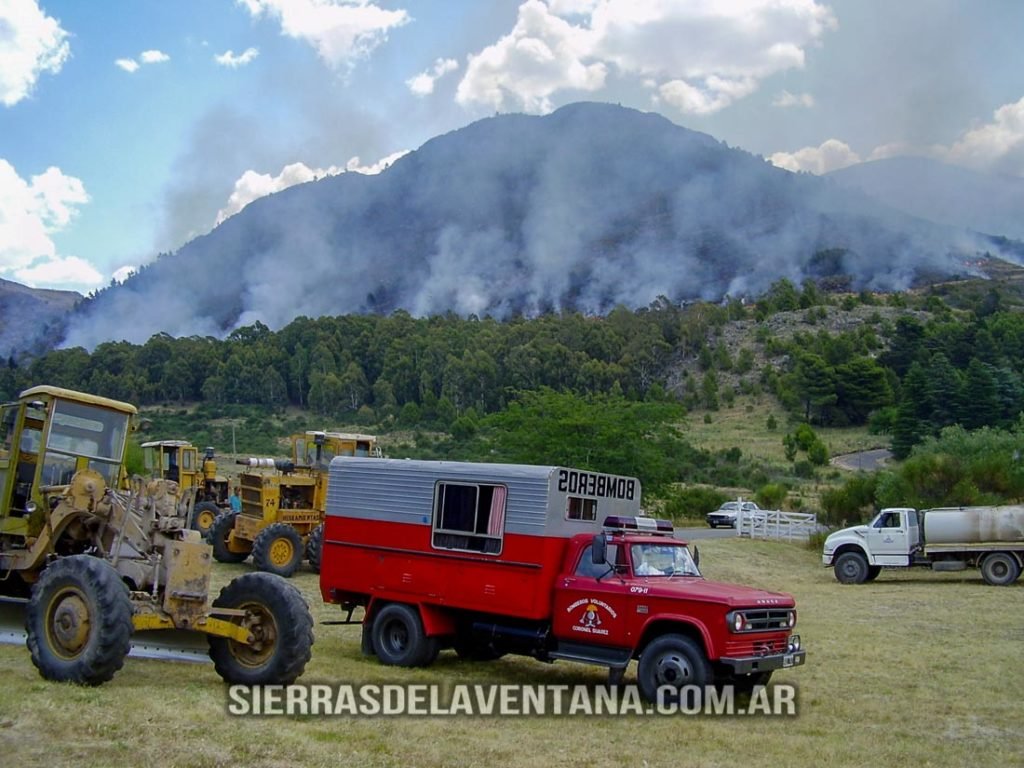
(827, 156, 1024, 241)
(43, 103, 1017, 352)
(0, 279, 81, 361)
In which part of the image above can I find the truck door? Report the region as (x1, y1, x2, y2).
(552, 544, 632, 649)
(866, 510, 912, 566)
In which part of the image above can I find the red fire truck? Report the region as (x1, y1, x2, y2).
(319, 458, 805, 701)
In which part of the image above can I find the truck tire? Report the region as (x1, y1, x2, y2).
(637, 634, 711, 704)
(834, 551, 869, 584)
(865, 566, 882, 582)
(208, 572, 314, 685)
(25, 555, 133, 686)
(980, 552, 1021, 586)
(191, 501, 220, 537)
(209, 511, 249, 564)
(305, 523, 324, 573)
(252, 523, 304, 578)
(371, 603, 439, 667)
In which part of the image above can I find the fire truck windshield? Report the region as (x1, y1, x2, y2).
(631, 543, 700, 577)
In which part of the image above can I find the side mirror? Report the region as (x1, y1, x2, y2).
(692, 545, 700, 569)
(591, 533, 607, 565)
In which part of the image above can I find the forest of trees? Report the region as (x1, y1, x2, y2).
(4, 278, 1024, 509)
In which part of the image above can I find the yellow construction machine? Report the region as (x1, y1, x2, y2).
(0, 386, 313, 686)
(208, 431, 380, 577)
(140, 439, 230, 535)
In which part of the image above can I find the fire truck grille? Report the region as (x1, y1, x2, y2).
(724, 637, 789, 656)
(738, 609, 793, 631)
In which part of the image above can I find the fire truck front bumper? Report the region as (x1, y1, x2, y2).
(720, 637, 806, 674)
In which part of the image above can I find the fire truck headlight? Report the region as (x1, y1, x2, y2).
(727, 611, 746, 632)
(787, 611, 796, 629)
(788, 635, 801, 652)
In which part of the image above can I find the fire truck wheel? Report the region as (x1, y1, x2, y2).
(371, 603, 438, 667)
(192, 501, 220, 536)
(834, 551, 869, 584)
(253, 523, 304, 577)
(305, 523, 324, 573)
(637, 634, 711, 704)
(26, 555, 133, 686)
(980, 552, 1021, 586)
(208, 572, 314, 685)
(209, 511, 249, 564)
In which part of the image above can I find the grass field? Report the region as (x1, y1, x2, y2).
(679, 397, 884, 465)
(1, 538, 1021, 768)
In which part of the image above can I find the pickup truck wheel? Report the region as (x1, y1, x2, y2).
(372, 604, 437, 667)
(637, 634, 711, 704)
(834, 551, 869, 584)
(980, 552, 1020, 586)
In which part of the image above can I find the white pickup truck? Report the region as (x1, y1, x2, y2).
(822, 505, 1024, 586)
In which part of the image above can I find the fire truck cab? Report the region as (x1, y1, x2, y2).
(319, 457, 805, 701)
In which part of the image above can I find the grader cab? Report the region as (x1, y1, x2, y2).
(209, 430, 380, 577)
(140, 439, 230, 535)
(0, 386, 313, 686)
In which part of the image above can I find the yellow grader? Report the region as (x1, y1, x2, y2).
(208, 431, 380, 577)
(140, 439, 231, 535)
(0, 386, 313, 686)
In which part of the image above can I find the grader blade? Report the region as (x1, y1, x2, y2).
(0, 596, 211, 664)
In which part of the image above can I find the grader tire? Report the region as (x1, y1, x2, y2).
(25, 555, 133, 686)
(305, 523, 324, 573)
(252, 523, 304, 578)
(209, 511, 249, 564)
(191, 501, 220, 537)
(208, 572, 313, 685)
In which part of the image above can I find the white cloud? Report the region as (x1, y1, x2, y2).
(344, 150, 409, 175)
(769, 139, 861, 174)
(140, 49, 170, 64)
(237, 0, 410, 70)
(939, 96, 1024, 176)
(112, 265, 136, 283)
(0, 0, 70, 106)
(16, 255, 103, 289)
(0, 159, 101, 288)
(406, 57, 459, 97)
(215, 47, 260, 67)
(456, 0, 835, 115)
(455, 0, 606, 113)
(837, 96, 1024, 179)
(115, 49, 170, 72)
(773, 90, 814, 108)
(216, 151, 410, 225)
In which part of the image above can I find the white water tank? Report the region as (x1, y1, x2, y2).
(923, 506, 1024, 545)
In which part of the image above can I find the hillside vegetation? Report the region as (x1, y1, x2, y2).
(8, 269, 1024, 523)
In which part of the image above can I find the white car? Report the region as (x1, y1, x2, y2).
(706, 500, 762, 528)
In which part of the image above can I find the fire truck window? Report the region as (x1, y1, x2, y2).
(566, 497, 597, 521)
(433, 482, 505, 554)
(575, 544, 619, 578)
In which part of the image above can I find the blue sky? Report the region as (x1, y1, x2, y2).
(1, 0, 1022, 294)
